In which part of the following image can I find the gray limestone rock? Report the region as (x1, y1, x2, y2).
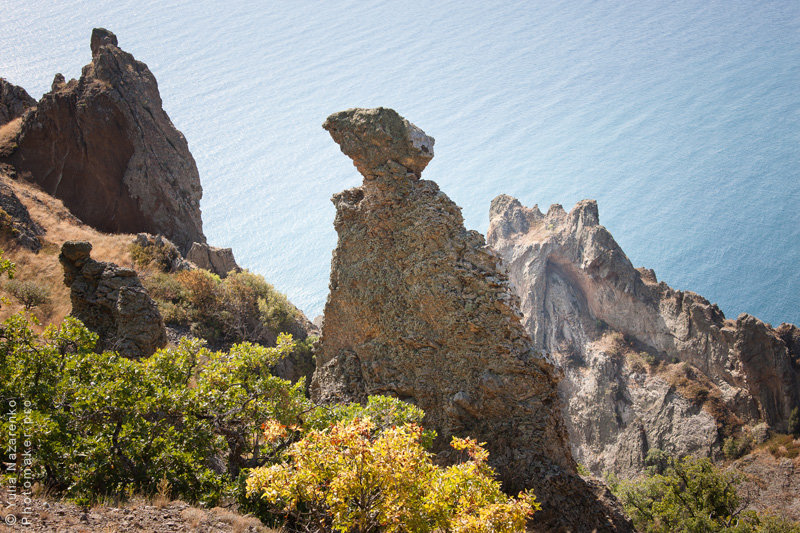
(487, 195, 800, 476)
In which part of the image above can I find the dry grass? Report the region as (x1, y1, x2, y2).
(0, 118, 22, 155)
(0, 173, 136, 331)
(660, 361, 742, 434)
(211, 507, 269, 533)
(760, 433, 800, 460)
(180, 507, 207, 528)
(594, 330, 741, 433)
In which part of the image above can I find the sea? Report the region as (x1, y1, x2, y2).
(2, 0, 798, 325)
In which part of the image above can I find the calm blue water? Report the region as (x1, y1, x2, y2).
(2, 1, 798, 325)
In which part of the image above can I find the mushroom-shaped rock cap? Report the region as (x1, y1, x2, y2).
(60, 241, 93, 263)
(90, 28, 118, 56)
(323, 108, 434, 177)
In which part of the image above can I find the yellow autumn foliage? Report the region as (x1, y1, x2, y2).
(246, 417, 539, 532)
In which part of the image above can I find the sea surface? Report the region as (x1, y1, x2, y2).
(2, 0, 798, 325)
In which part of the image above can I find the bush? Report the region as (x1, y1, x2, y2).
(246, 417, 539, 532)
(143, 268, 303, 348)
(613, 454, 800, 532)
(723, 431, 754, 460)
(4, 279, 50, 309)
(130, 240, 179, 272)
(789, 407, 800, 438)
(0, 313, 307, 505)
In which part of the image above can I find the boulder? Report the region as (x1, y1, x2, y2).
(186, 242, 240, 277)
(1, 29, 205, 252)
(60, 240, 167, 358)
(312, 108, 631, 532)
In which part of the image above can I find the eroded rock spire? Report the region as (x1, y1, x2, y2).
(312, 108, 631, 531)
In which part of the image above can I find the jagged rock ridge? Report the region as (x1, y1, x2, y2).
(0, 29, 205, 252)
(312, 108, 631, 532)
(60, 240, 167, 358)
(0, 78, 35, 127)
(487, 195, 800, 475)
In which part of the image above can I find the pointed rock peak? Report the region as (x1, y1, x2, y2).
(51, 73, 66, 92)
(569, 199, 599, 227)
(546, 203, 566, 218)
(323, 107, 434, 178)
(489, 194, 522, 219)
(90, 28, 118, 56)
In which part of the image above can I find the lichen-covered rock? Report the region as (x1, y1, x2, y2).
(60, 240, 167, 358)
(186, 242, 241, 278)
(0, 78, 36, 127)
(1, 29, 205, 252)
(0, 180, 44, 251)
(487, 195, 800, 475)
(313, 108, 631, 532)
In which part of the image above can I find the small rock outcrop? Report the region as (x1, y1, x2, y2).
(1, 29, 205, 252)
(312, 108, 631, 531)
(0, 181, 44, 251)
(0, 78, 36, 127)
(132, 233, 194, 273)
(487, 195, 800, 475)
(60, 240, 167, 358)
(186, 242, 241, 277)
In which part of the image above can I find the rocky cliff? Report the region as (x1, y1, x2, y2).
(0, 78, 36, 127)
(0, 29, 204, 252)
(312, 108, 631, 531)
(487, 195, 800, 475)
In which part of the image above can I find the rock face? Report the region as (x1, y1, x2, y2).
(0, 78, 36, 127)
(0, 180, 44, 251)
(487, 195, 800, 476)
(60, 240, 167, 358)
(1, 29, 204, 252)
(312, 108, 631, 531)
(186, 242, 241, 278)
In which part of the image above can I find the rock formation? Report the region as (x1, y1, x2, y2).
(0, 78, 36, 127)
(60, 240, 167, 358)
(132, 233, 195, 273)
(0, 29, 205, 252)
(0, 181, 44, 251)
(487, 195, 800, 475)
(186, 242, 241, 277)
(312, 108, 631, 531)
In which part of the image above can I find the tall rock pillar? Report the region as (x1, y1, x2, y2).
(312, 107, 631, 531)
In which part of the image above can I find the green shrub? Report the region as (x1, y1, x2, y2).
(723, 431, 754, 460)
(0, 313, 306, 505)
(130, 241, 179, 272)
(613, 453, 800, 532)
(789, 407, 800, 438)
(144, 268, 302, 347)
(5, 279, 50, 309)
